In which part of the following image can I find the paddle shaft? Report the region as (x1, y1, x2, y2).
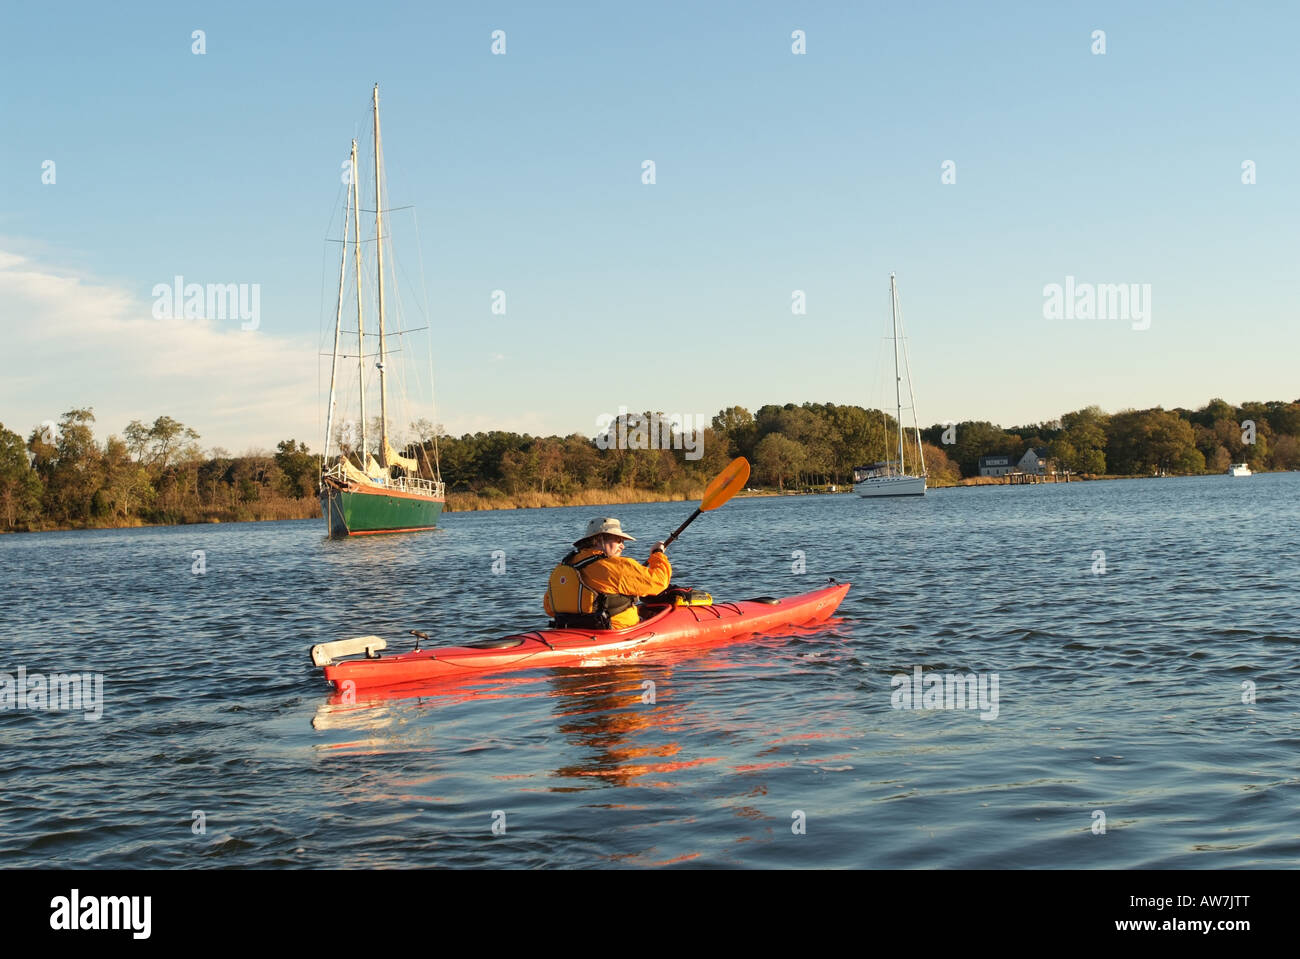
(661, 508, 701, 550)
(656, 456, 749, 552)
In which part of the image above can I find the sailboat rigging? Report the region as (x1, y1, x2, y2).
(854, 272, 927, 498)
(319, 85, 446, 536)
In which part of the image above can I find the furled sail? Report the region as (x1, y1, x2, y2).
(384, 438, 419, 472)
(340, 456, 374, 486)
(365, 454, 386, 479)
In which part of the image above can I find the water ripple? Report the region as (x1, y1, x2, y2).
(1, 475, 1297, 866)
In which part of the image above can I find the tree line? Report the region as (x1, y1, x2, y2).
(915, 398, 1300, 478)
(698, 398, 1299, 488)
(2, 397, 1296, 530)
(0, 410, 318, 530)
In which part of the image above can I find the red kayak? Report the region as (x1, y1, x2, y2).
(314, 582, 850, 690)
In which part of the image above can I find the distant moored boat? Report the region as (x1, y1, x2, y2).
(1226, 463, 1252, 477)
(855, 273, 926, 498)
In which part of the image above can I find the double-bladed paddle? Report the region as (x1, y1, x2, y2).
(661, 456, 751, 549)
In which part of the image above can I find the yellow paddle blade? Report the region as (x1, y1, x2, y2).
(701, 457, 750, 512)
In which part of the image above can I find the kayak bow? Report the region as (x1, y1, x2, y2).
(315, 582, 850, 690)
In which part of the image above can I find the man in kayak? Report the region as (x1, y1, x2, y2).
(544, 518, 671, 629)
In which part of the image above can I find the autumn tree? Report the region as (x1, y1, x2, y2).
(920, 442, 962, 487)
(754, 433, 806, 490)
(1052, 406, 1109, 474)
(712, 406, 758, 462)
(134, 415, 200, 470)
(275, 440, 317, 497)
(691, 426, 734, 479)
(826, 404, 888, 480)
(0, 424, 43, 529)
(536, 437, 567, 493)
(1106, 409, 1203, 475)
(100, 435, 155, 519)
(40, 408, 103, 523)
(561, 434, 603, 488)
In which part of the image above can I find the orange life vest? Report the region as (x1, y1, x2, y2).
(545, 549, 634, 628)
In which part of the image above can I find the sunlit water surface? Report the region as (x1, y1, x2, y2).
(1, 474, 1297, 868)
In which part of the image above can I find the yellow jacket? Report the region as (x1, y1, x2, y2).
(544, 548, 672, 629)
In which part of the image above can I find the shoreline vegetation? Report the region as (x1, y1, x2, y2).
(5, 471, 1290, 533)
(3, 397, 1297, 533)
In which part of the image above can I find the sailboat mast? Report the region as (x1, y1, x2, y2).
(897, 279, 926, 477)
(352, 140, 367, 464)
(373, 84, 390, 465)
(891, 273, 905, 471)
(323, 152, 352, 467)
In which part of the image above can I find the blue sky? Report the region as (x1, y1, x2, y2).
(2, 1, 1296, 453)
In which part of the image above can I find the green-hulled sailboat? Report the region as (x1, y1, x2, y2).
(320, 85, 445, 537)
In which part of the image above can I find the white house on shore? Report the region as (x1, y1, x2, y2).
(1017, 447, 1049, 474)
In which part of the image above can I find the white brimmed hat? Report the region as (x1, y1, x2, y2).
(576, 517, 635, 545)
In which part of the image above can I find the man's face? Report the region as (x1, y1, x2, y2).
(603, 535, 626, 556)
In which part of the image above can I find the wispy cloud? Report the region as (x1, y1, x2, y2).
(0, 251, 319, 452)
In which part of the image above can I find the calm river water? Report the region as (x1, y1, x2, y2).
(1, 473, 1297, 868)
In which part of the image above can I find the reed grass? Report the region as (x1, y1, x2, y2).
(445, 485, 704, 512)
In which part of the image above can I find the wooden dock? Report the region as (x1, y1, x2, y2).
(1004, 470, 1071, 484)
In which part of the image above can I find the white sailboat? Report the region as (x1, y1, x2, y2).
(855, 273, 926, 498)
(1226, 463, 1252, 477)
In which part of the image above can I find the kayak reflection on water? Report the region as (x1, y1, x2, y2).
(310, 658, 712, 791)
(544, 517, 672, 631)
(538, 663, 679, 786)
